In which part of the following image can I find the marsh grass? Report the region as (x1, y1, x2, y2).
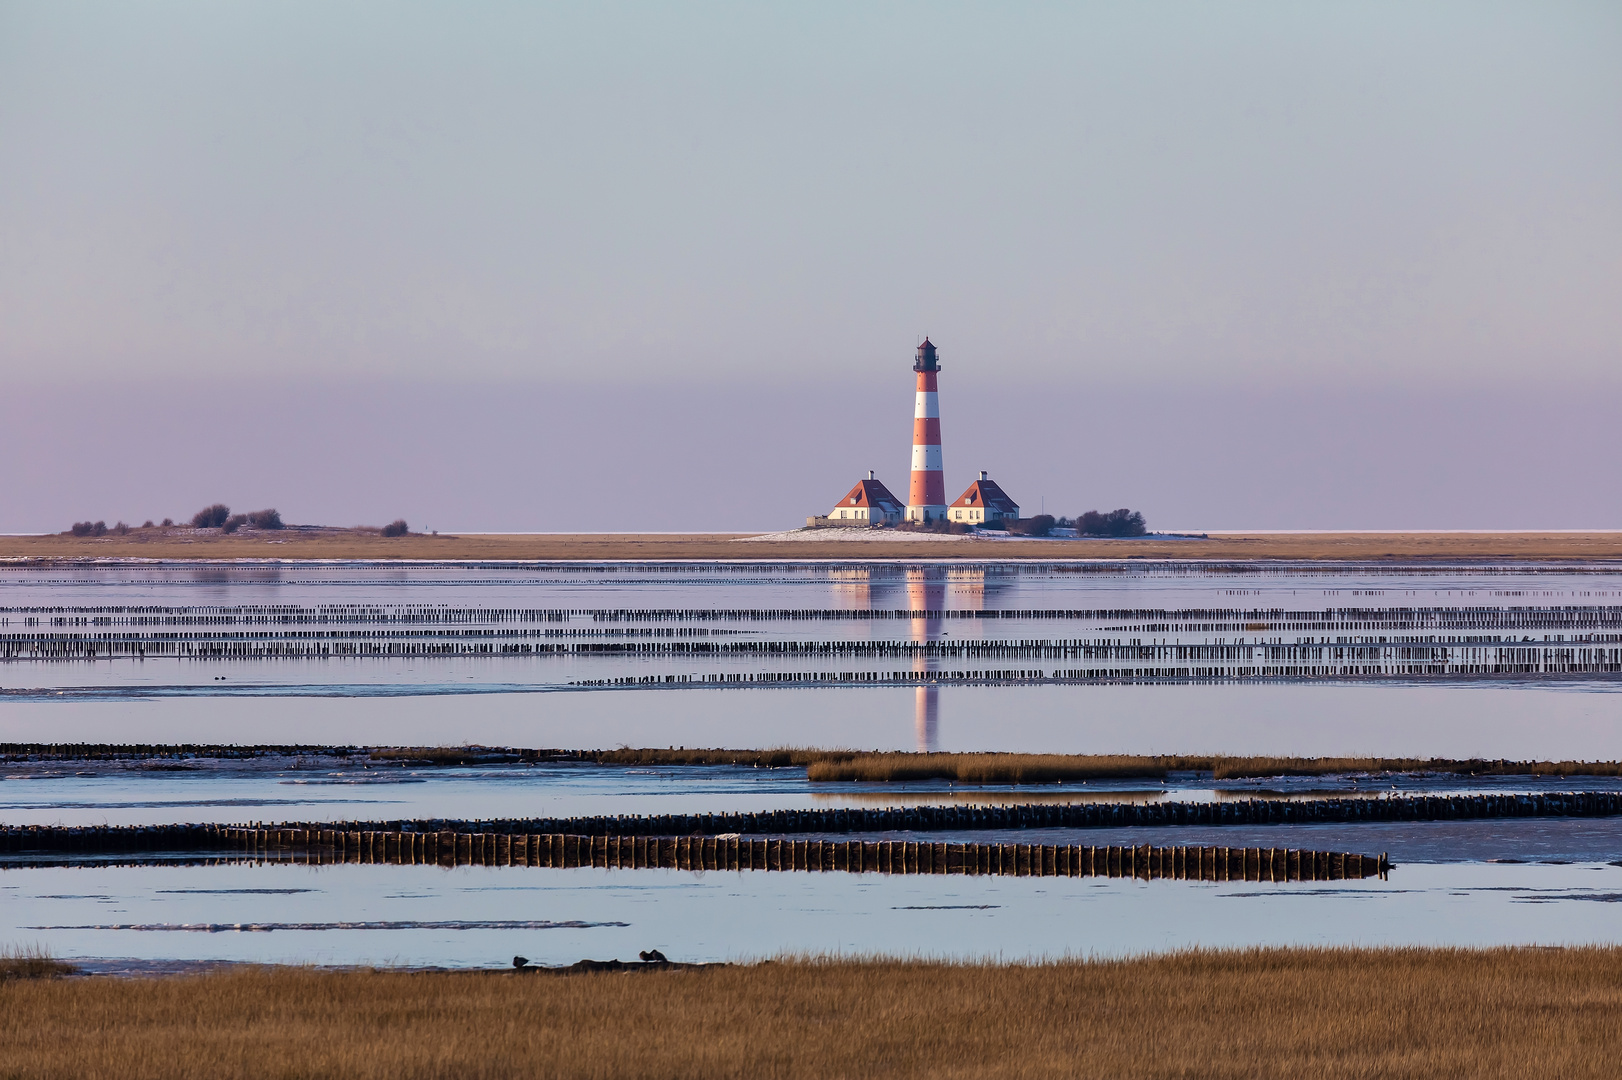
(791, 749, 1622, 781)
(805, 752, 1189, 782)
(575, 749, 1622, 782)
(1209, 756, 1622, 780)
(804, 751, 1622, 783)
(0, 945, 76, 981)
(3, 948, 1621, 1078)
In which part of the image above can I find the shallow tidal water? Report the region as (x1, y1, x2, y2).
(7, 860, 1622, 971)
(5, 559, 1622, 966)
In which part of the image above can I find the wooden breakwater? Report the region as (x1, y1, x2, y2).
(0, 824, 1386, 881)
(7, 635, 1617, 681)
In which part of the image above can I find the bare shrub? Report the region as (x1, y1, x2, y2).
(1004, 514, 1056, 537)
(141, 520, 155, 528)
(1077, 508, 1147, 537)
(68, 521, 108, 537)
(191, 504, 231, 529)
(221, 514, 248, 534)
(160, 518, 174, 527)
(246, 508, 283, 529)
(381, 519, 409, 538)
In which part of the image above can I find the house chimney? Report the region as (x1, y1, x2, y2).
(980, 470, 987, 481)
(869, 470, 875, 480)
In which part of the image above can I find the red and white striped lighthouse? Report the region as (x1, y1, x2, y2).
(906, 338, 947, 522)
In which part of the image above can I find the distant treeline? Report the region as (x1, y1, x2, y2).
(1001, 509, 1148, 538)
(64, 506, 412, 537)
(69, 505, 282, 536)
(898, 509, 1149, 538)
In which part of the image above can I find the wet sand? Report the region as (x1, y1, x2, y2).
(3, 529, 1622, 562)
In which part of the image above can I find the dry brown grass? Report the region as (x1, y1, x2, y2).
(3, 948, 1622, 1078)
(806, 752, 1188, 782)
(4, 530, 1622, 562)
(1210, 756, 1622, 780)
(324, 745, 1622, 782)
(0, 946, 75, 982)
(808, 751, 1622, 783)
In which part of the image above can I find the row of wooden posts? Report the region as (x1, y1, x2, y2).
(11, 601, 1619, 628)
(8, 633, 1619, 678)
(211, 827, 1385, 881)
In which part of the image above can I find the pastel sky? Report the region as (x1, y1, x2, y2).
(2, 2, 1618, 531)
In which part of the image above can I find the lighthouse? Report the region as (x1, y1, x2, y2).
(906, 338, 947, 523)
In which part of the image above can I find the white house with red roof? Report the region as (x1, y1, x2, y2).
(816, 472, 904, 526)
(949, 472, 1020, 525)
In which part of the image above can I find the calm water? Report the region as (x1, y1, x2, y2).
(4, 559, 1622, 966)
(7, 861, 1622, 970)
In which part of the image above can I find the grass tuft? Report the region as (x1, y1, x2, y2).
(0, 945, 77, 981)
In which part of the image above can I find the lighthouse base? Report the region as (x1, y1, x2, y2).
(905, 505, 949, 523)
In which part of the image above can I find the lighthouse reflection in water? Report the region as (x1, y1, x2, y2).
(909, 568, 943, 751)
(909, 566, 996, 752)
(829, 565, 1006, 751)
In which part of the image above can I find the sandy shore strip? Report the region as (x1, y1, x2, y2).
(2, 530, 1622, 562)
(734, 528, 971, 543)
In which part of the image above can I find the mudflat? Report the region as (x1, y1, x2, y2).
(3, 529, 1621, 561)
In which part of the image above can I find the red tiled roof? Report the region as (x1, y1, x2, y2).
(950, 478, 1018, 513)
(836, 478, 903, 510)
